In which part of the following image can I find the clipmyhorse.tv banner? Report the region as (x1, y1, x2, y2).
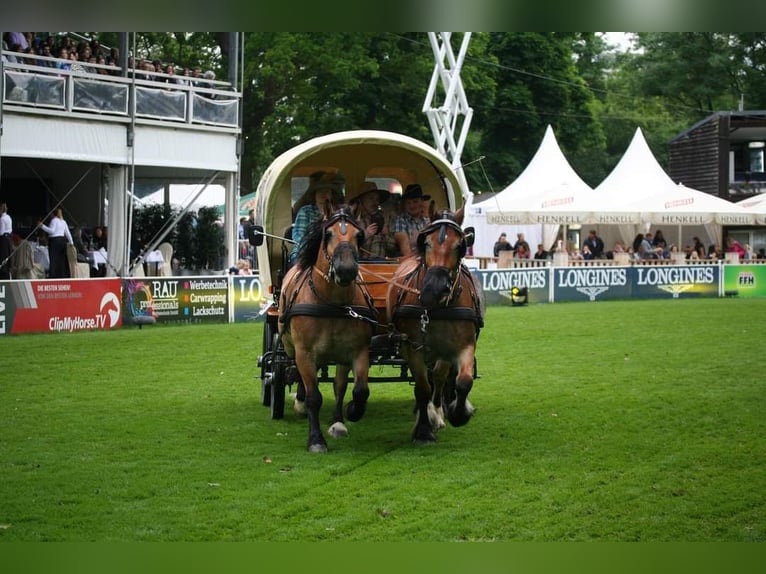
(0, 278, 122, 335)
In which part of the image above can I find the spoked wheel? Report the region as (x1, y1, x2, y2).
(270, 332, 286, 419)
(259, 320, 277, 407)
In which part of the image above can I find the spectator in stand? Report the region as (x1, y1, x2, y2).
(0, 203, 13, 280)
(743, 243, 755, 260)
(725, 236, 745, 258)
(511, 232, 530, 259)
(642, 233, 664, 259)
(37, 43, 56, 67)
(583, 229, 605, 259)
(164, 63, 179, 84)
(493, 232, 513, 257)
(91, 226, 107, 250)
(39, 208, 73, 278)
(515, 241, 531, 259)
(56, 46, 71, 70)
(6, 32, 29, 52)
(533, 243, 549, 260)
(688, 236, 705, 260)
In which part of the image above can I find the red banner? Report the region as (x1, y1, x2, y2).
(1, 278, 122, 335)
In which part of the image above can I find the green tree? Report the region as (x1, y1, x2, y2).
(478, 32, 606, 189)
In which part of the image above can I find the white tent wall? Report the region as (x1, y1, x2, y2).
(105, 164, 127, 276)
(465, 194, 545, 257)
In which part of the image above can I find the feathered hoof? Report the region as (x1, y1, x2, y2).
(308, 442, 328, 453)
(328, 421, 348, 438)
(447, 398, 475, 427)
(292, 394, 307, 417)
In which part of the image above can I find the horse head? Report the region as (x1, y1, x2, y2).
(318, 206, 365, 286)
(416, 207, 467, 308)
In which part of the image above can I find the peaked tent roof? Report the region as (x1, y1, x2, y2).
(481, 125, 595, 225)
(595, 127, 678, 206)
(737, 192, 766, 225)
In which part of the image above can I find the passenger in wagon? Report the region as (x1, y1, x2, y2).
(349, 182, 390, 260)
(391, 184, 430, 259)
(289, 171, 344, 266)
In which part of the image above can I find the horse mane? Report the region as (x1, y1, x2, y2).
(296, 204, 356, 269)
(296, 218, 325, 269)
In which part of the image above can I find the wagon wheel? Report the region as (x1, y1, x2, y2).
(259, 320, 276, 406)
(269, 332, 286, 419)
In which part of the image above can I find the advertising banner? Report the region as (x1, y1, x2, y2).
(629, 265, 719, 299)
(552, 266, 632, 302)
(0, 278, 122, 335)
(723, 265, 766, 298)
(475, 268, 549, 306)
(230, 275, 268, 322)
(122, 276, 229, 325)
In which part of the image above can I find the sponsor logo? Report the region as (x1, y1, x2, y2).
(99, 292, 121, 328)
(576, 286, 610, 301)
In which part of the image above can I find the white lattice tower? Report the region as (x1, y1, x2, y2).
(423, 32, 474, 199)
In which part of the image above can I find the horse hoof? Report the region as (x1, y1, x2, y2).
(412, 428, 436, 444)
(308, 443, 328, 453)
(448, 399, 475, 427)
(328, 422, 348, 438)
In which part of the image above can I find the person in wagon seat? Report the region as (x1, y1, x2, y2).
(350, 181, 391, 261)
(289, 171, 345, 266)
(391, 183, 430, 259)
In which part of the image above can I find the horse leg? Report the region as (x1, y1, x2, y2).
(446, 346, 476, 427)
(409, 357, 436, 444)
(428, 360, 450, 431)
(294, 354, 327, 453)
(328, 366, 350, 439)
(345, 351, 370, 423)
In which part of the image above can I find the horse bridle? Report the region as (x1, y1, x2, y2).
(416, 217, 467, 305)
(316, 209, 365, 283)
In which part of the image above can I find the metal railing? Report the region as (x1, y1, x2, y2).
(2, 52, 240, 130)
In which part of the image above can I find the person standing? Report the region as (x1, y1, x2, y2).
(493, 232, 513, 257)
(583, 229, 605, 259)
(40, 208, 73, 278)
(0, 203, 12, 280)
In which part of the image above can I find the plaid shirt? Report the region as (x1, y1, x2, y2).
(392, 212, 429, 255)
(290, 204, 322, 263)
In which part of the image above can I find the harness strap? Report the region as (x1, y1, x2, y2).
(281, 303, 378, 330)
(392, 304, 484, 328)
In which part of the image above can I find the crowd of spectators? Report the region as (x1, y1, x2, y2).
(2, 32, 223, 90)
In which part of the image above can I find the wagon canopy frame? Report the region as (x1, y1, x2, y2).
(253, 129, 468, 295)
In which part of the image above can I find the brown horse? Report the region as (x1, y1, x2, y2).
(278, 207, 377, 452)
(386, 208, 485, 444)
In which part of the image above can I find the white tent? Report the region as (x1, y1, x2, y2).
(586, 127, 748, 251)
(480, 125, 594, 250)
(737, 192, 766, 225)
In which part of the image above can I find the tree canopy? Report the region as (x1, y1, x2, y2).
(105, 32, 763, 194)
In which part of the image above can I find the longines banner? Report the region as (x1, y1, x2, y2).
(474, 268, 550, 305)
(230, 276, 267, 322)
(723, 265, 766, 298)
(122, 276, 229, 325)
(552, 265, 719, 302)
(0, 278, 122, 335)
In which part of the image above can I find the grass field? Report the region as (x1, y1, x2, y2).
(1, 298, 764, 541)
